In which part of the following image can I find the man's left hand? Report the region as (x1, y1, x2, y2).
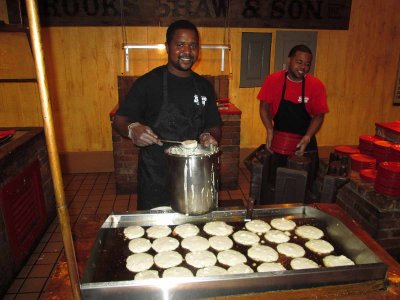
(199, 132, 218, 147)
(295, 135, 311, 156)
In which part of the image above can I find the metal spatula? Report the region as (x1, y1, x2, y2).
(244, 197, 255, 222)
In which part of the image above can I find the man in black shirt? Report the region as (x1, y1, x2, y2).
(113, 20, 222, 209)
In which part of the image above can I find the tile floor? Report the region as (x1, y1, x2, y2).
(4, 162, 253, 299)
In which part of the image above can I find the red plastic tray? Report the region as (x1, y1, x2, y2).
(0, 129, 16, 138)
(334, 145, 360, 156)
(270, 130, 302, 155)
(360, 168, 377, 183)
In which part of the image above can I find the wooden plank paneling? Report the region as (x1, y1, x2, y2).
(41, 27, 122, 152)
(314, 0, 400, 146)
(0, 0, 399, 158)
(0, 83, 42, 126)
(0, 32, 36, 79)
(0, 0, 8, 23)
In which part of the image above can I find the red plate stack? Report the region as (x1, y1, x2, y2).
(358, 135, 383, 156)
(0, 129, 16, 138)
(0, 129, 16, 146)
(359, 168, 377, 183)
(376, 121, 400, 143)
(390, 144, 400, 162)
(373, 140, 393, 163)
(350, 154, 376, 172)
(270, 130, 302, 155)
(374, 162, 400, 196)
(334, 145, 360, 156)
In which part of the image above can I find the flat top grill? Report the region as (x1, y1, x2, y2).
(81, 206, 387, 300)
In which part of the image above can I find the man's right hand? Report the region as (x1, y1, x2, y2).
(128, 122, 161, 147)
(265, 129, 273, 151)
(260, 102, 274, 152)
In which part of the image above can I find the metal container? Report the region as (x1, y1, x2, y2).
(81, 206, 387, 300)
(165, 145, 220, 215)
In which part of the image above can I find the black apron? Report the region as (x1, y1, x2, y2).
(137, 67, 205, 210)
(274, 72, 315, 142)
(267, 72, 319, 183)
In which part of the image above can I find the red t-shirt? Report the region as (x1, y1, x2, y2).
(258, 70, 328, 119)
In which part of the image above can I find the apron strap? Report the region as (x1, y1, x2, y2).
(163, 67, 168, 105)
(153, 67, 171, 128)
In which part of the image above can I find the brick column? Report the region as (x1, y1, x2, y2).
(336, 173, 400, 260)
(111, 128, 139, 194)
(219, 110, 241, 190)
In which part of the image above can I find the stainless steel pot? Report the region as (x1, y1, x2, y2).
(165, 145, 220, 215)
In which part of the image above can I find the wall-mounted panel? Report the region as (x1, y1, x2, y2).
(240, 32, 272, 88)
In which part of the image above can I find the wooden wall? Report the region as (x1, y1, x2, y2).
(0, 0, 399, 168)
(0, 31, 43, 127)
(0, 0, 8, 23)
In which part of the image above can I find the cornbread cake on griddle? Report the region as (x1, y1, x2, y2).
(124, 225, 145, 239)
(128, 238, 152, 253)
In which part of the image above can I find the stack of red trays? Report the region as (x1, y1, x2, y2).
(360, 168, 377, 183)
(350, 154, 376, 172)
(390, 144, 400, 162)
(0, 129, 16, 138)
(373, 140, 393, 163)
(374, 162, 400, 196)
(334, 145, 360, 156)
(270, 130, 302, 155)
(358, 135, 382, 156)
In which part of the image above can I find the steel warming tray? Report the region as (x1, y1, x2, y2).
(81, 206, 387, 299)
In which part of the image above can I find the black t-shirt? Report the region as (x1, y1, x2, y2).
(116, 65, 222, 132)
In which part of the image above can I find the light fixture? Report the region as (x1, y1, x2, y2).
(123, 43, 231, 73)
(124, 44, 165, 50)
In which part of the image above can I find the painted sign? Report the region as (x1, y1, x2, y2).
(7, 0, 352, 29)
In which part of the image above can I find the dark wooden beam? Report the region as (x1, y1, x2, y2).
(6, 0, 352, 30)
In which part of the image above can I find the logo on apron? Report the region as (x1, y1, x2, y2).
(297, 96, 309, 103)
(194, 94, 208, 106)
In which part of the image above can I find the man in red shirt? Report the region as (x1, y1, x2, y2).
(258, 45, 328, 199)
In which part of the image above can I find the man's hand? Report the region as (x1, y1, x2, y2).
(295, 135, 311, 156)
(128, 122, 161, 147)
(199, 132, 218, 147)
(266, 129, 273, 151)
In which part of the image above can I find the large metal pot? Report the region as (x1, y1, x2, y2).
(165, 145, 220, 215)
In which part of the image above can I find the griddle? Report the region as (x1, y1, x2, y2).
(81, 206, 387, 299)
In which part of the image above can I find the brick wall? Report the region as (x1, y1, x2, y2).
(111, 110, 241, 194)
(219, 113, 241, 190)
(112, 128, 139, 193)
(336, 173, 400, 261)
